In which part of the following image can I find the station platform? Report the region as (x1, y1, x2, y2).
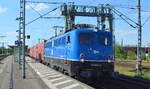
(27, 57, 94, 89)
(0, 56, 49, 89)
(0, 55, 94, 89)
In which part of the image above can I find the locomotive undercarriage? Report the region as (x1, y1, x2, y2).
(43, 56, 114, 81)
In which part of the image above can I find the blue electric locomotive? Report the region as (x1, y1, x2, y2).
(44, 26, 114, 80)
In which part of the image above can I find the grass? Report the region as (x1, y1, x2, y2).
(115, 65, 150, 80)
(141, 72, 150, 80)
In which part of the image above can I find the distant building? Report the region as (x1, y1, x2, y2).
(9, 45, 28, 55)
(122, 46, 150, 55)
(9, 45, 28, 61)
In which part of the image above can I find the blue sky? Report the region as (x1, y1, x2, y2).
(0, 0, 150, 47)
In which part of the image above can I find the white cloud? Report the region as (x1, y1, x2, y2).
(26, 3, 49, 11)
(0, 6, 7, 13)
(26, 3, 35, 9)
(35, 3, 49, 11)
(6, 32, 17, 36)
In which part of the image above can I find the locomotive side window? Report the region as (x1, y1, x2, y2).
(79, 33, 92, 45)
(67, 36, 71, 44)
(100, 35, 110, 46)
(49, 42, 52, 47)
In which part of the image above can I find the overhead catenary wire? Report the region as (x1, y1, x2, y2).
(112, 8, 138, 28)
(26, 1, 65, 4)
(113, 8, 138, 25)
(142, 16, 150, 26)
(26, 6, 60, 25)
(42, 17, 64, 19)
(114, 5, 136, 10)
(26, 3, 42, 16)
(112, 4, 150, 13)
(112, 5, 150, 27)
(26, 1, 150, 29)
(113, 10, 136, 28)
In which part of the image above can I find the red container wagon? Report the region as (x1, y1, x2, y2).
(29, 47, 32, 57)
(29, 46, 35, 58)
(28, 40, 46, 62)
(36, 41, 45, 62)
(28, 48, 31, 57)
(33, 46, 37, 59)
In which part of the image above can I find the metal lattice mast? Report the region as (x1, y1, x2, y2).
(18, 0, 22, 66)
(20, 0, 26, 78)
(136, 0, 142, 76)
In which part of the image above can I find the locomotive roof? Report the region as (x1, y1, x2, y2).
(47, 29, 112, 42)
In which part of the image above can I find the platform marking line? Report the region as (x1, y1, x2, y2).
(47, 74, 62, 78)
(30, 63, 42, 76)
(61, 83, 80, 89)
(49, 77, 65, 82)
(38, 68, 50, 72)
(38, 67, 49, 70)
(39, 68, 50, 72)
(28, 63, 56, 77)
(39, 71, 54, 75)
(54, 79, 73, 86)
(41, 72, 57, 75)
(41, 73, 58, 78)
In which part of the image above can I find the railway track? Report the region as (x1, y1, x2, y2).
(94, 74, 150, 89)
(115, 60, 150, 71)
(117, 75, 150, 88)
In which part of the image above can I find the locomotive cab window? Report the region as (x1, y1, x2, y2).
(67, 36, 71, 44)
(79, 33, 93, 45)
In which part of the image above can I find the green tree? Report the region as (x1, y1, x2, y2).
(0, 47, 12, 55)
(115, 44, 127, 60)
(127, 51, 136, 60)
(141, 53, 146, 60)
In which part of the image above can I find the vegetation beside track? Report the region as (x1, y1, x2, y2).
(115, 64, 150, 80)
(115, 44, 150, 61)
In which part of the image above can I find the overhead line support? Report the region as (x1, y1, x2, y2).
(136, 0, 142, 77)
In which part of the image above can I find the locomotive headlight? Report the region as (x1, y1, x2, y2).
(108, 60, 111, 63)
(80, 53, 85, 58)
(80, 59, 85, 62)
(80, 53, 85, 62)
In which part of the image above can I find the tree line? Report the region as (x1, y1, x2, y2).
(0, 47, 12, 55)
(115, 44, 149, 60)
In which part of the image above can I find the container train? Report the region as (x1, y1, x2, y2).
(28, 25, 114, 81)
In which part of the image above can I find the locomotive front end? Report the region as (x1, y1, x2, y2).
(74, 29, 114, 81)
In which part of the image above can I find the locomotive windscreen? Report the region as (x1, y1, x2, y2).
(79, 33, 93, 45)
